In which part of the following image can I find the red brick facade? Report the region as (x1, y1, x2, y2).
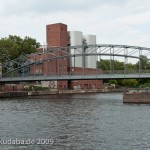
(2, 84, 24, 91)
(28, 53, 58, 75)
(46, 23, 69, 89)
(69, 80, 103, 89)
(28, 23, 103, 90)
(46, 23, 68, 47)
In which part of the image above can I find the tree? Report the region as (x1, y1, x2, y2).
(109, 79, 118, 85)
(122, 79, 138, 87)
(126, 63, 136, 70)
(97, 59, 135, 71)
(97, 59, 110, 70)
(136, 55, 150, 70)
(0, 35, 40, 63)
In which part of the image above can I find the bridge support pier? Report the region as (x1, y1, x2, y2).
(0, 82, 3, 92)
(68, 81, 72, 90)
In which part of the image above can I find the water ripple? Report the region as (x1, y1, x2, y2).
(0, 93, 150, 149)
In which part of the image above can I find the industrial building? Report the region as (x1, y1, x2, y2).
(68, 31, 97, 69)
(28, 23, 103, 90)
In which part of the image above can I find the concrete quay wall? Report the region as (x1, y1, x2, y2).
(0, 91, 28, 98)
(28, 89, 100, 96)
(0, 89, 123, 99)
(123, 92, 150, 103)
(28, 89, 123, 96)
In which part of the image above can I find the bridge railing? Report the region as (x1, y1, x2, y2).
(1, 69, 150, 79)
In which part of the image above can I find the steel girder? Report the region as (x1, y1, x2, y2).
(1, 44, 150, 78)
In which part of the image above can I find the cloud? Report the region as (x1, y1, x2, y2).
(0, 0, 128, 16)
(0, 0, 150, 49)
(0, 0, 105, 15)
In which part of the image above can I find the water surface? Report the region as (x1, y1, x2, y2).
(0, 93, 150, 150)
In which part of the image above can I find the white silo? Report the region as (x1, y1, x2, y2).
(83, 35, 97, 68)
(68, 31, 83, 68)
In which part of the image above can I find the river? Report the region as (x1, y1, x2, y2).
(0, 93, 150, 150)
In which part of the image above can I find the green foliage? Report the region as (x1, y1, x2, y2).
(24, 85, 49, 91)
(136, 55, 150, 70)
(140, 83, 150, 88)
(109, 79, 118, 85)
(126, 63, 136, 70)
(138, 79, 150, 85)
(113, 60, 124, 70)
(97, 59, 135, 70)
(97, 59, 110, 70)
(33, 86, 49, 91)
(122, 79, 138, 87)
(0, 35, 40, 63)
(98, 57, 150, 88)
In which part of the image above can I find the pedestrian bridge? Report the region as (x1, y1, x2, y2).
(1, 71, 150, 83)
(1, 44, 150, 83)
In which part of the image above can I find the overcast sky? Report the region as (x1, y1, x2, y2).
(0, 0, 150, 47)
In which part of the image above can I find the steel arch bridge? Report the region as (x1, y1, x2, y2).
(1, 44, 150, 83)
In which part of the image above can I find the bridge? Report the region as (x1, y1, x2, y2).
(1, 44, 150, 83)
(1, 73, 150, 83)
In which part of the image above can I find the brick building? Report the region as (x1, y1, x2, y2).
(28, 23, 103, 90)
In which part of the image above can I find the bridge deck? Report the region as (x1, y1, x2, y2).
(1, 73, 150, 82)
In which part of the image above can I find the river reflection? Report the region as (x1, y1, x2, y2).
(0, 93, 150, 150)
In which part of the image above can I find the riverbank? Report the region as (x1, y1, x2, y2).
(123, 92, 150, 103)
(0, 91, 28, 98)
(0, 88, 123, 98)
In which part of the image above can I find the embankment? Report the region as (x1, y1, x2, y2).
(28, 88, 123, 96)
(123, 92, 150, 103)
(0, 91, 28, 98)
(0, 89, 123, 98)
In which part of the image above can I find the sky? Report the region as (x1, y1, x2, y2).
(0, 0, 150, 48)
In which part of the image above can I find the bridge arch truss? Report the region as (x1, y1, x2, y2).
(1, 44, 150, 82)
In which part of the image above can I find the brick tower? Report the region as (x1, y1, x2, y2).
(46, 23, 69, 89)
(46, 23, 68, 47)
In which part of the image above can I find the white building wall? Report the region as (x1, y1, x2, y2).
(83, 35, 97, 68)
(41, 81, 57, 89)
(68, 31, 83, 68)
